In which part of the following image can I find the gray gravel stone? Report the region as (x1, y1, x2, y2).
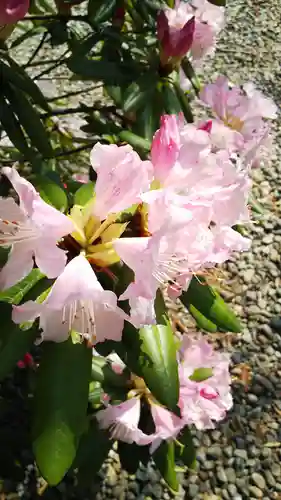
(251, 473, 266, 490)
(249, 485, 263, 498)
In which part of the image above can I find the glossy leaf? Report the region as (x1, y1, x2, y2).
(207, 0, 226, 5)
(188, 303, 218, 333)
(74, 419, 112, 485)
(153, 441, 179, 493)
(181, 276, 241, 333)
(91, 355, 129, 388)
(173, 82, 193, 123)
(0, 94, 32, 159)
(119, 130, 151, 153)
(73, 182, 95, 207)
(68, 57, 133, 84)
(4, 84, 52, 158)
(33, 175, 68, 212)
(123, 77, 155, 113)
(0, 302, 37, 380)
(123, 321, 180, 414)
(33, 339, 92, 485)
(0, 58, 49, 111)
(162, 82, 182, 114)
(0, 269, 45, 305)
(118, 441, 141, 474)
(175, 426, 196, 469)
(88, 0, 117, 23)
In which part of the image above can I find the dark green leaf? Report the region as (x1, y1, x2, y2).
(162, 82, 182, 114)
(0, 302, 37, 380)
(68, 57, 133, 84)
(207, 0, 226, 5)
(0, 269, 45, 305)
(91, 355, 129, 388)
(33, 339, 92, 485)
(173, 82, 193, 123)
(153, 441, 179, 492)
(118, 441, 141, 474)
(33, 175, 68, 211)
(0, 95, 32, 159)
(123, 321, 180, 414)
(74, 418, 112, 485)
(123, 77, 156, 114)
(181, 276, 241, 333)
(134, 87, 164, 140)
(0, 58, 50, 111)
(73, 182, 95, 207)
(4, 84, 52, 157)
(175, 426, 196, 469)
(88, 0, 117, 24)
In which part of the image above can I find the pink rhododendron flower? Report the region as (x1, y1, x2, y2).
(178, 336, 233, 429)
(0, 168, 74, 289)
(200, 76, 277, 165)
(90, 143, 152, 220)
(157, 9, 195, 59)
(158, 0, 224, 66)
(0, 0, 29, 25)
(96, 396, 183, 449)
(12, 255, 127, 343)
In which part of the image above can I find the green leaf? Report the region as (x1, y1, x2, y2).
(175, 426, 196, 469)
(33, 339, 92, 485)
(68, 57, 133, 85)
(153, 441, 179, 493)
(0, 302, 37, 380)
(189, 367, 213, 382)
(162, 82, 182, 114)
(181, 58, 201, 94)
(4, 84, 52, 158)
(91, 355, 129, 388)
(207, 0, 225, 5)
(0, 59, 49, 111)
(74, 419, 112, 485)
(123, 321, 180, 414)
(0, 94, 32, 159)
(33, 175, 68, 212)
(188, 303, 218, 333)
(181, 276, 241, 333)
(118, 130, 151, 153)
(123, 77, 156, 114)
(173, 82, 193, 123)
(0, 269, 45, 305)
(88, 0, 117, 23)
(118, 441, 141, 474)
(134, 87, 164, 141)
(73, 182, 95, 207)
(88, 381, 104, 406)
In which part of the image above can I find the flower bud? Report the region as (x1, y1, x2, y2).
(157, 9, 195, 60)
(0, 0, 29, 26)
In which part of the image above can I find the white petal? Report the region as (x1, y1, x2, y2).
(0, 244, 33, 290)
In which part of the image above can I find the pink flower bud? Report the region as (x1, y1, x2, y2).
(17, 352, 34, 369)
(0, 0, 29, 25)
(157, 9, 195, 59)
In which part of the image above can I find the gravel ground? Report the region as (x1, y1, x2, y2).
(1, 0, 281, 498)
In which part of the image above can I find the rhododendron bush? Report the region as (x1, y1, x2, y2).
(0, 0, 277, 492)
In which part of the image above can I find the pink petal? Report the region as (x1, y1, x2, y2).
(2, 167, 37, 216)
(0, 244, 33, 290)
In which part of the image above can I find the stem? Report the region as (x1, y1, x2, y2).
(20, 15, 88, 22)
(23, 31, 48, 68)
(47, 84, 102, 103)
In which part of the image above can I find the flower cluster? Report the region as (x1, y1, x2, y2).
(0, 77, 276, 339)
(96, 336, 232, 449)
(157, 0, 225, 66)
